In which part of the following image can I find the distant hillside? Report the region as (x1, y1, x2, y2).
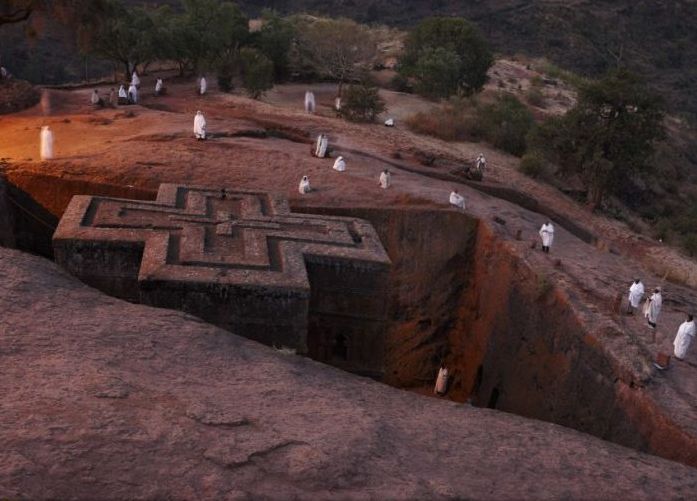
(2, 0, 697, 120)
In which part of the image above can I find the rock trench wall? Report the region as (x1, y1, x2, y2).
(2, 173, 696, 466)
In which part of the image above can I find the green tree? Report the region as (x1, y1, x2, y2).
(339, 82, 386, 122)
(478, 93, 534, 156)
(239, 47, 274, 99)
(411, 47, 462, 99)
(532, 70, 665, 208)
(253, 10, 295, 81)
(399, 17, 493, 98)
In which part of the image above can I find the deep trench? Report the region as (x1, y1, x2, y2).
(0, 171, 694, 468)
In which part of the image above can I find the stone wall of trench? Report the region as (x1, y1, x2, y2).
(2, 173, 697, 466)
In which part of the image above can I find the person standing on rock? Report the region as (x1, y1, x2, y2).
(314, 134, 328, 158)
(539, 220, 555, 253)
(199, 76, 207, 95)
(131, 70, 140, 88)
(128, 82, 138, 104)
(193, 111, 207, 140)
(476, 153, 487, 171)
(40, 125, 54, 161)
(449, 189, 465, 209)
(305, 91, 316, 113)
(379, 169, 391, 189)
(434, 362, 449, 396)
(299, 176, 311, 194)
(645, 287, 663, 329)
(674, 314, 696, 360)
(627, 278, 645, 314)
(333, 156, 346, 172)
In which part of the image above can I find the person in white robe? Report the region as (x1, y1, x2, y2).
(193, 111, 207, 140)
(131, 71, 140, 88)
(118, 85, 128, 99)
(305, 91, 316, 113)
(199, 76, 207, 95)
(314, 134, 328, 158)
(384, 118, 395, 127)
(40, 126, 54, 161)
(90, 89, 103, 107)
(539, 221, 554, 253)
(299, 175, 311, 194)
(674, 314, 696, 360)
(476, 153, 486, 171)
(434, 362, 449, 396)
(627, 279, 645, 314)
(449, 189, 465, 209)
(128, 83, 138, 104)
(379, 169, 391, 189)
(155, 78, 164, 95)
(334, 96, 342, 112)
(332, 156, 346, 172)
(645, 287, 662, 329)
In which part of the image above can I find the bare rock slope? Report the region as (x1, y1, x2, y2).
(1, 247, 697, 500)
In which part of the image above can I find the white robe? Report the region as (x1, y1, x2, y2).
(299, 178, 311, 194)
(674, 320, 696, 359)
(194, 113, 207, 139)
(476, 155, 486, 170)
(40, 126, 53, 160)
(199, 77, 207, 95)
(155, 79, 163, 93)
(334, 97, 342, 111)
(118, 86, 127, 98)
(91, 91, 100, 105)
(305, 91, 316, 113)
(333, 157, 346, 172)
(315, 135, 328, 158)
(128, 84, 138, 103)
(131, 72, 140, 87)
(379, 171, 391, 189)
(628, 281, 645, 308)
(539, 223, 554, 247)
(434, 367, 448, 394)
(384, 118, 395, 127)
(645, 292, 662, 324)
(449, 191, 465, 209)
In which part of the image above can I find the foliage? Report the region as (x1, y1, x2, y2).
(405, 96, 481, 141)
(411, 47, 462, 99)
(519, 152, 546, 178)
(239, 47, 274, 99)
(476, 93, 534, 156)
(290, 16, 377, 96)
(339, 82, 386, 122)
(399, 17, 493, 98)
(252, 10, 295, 81)
(531, 69, 665, 208)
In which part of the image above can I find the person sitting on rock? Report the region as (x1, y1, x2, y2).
(434, 362, 449, 396)
(379, 169, 391, 189)
(627, 278, 645, 315)
(299, 176, 311, 194)
(90, 89, 104, 108)
(333, 156, 346, 172)
(645, 287, 663, 329)
(384, 118, 395, 127)
(674, 313, 696, 361)
(449, 189, 465, 209)
(539, 220, 554, 253)
(193, 111, 207, 140)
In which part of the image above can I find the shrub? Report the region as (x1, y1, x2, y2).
(405, 97, 481, 141)
(519, 152, 546, 178)
(339, 83, 386, 122)
(412, 47, 462, 99)
(239, 48, 274, 99)
(477, 93, 534, 156)
(683, 233, 697, 257)
(390, 73, 411, 93)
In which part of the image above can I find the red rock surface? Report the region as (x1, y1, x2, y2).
(2, 246, 697, 499)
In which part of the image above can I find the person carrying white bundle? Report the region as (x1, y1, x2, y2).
(333, 156, 346, 172)
(449, 189, 465, 209)
(299, 176, 311, 194)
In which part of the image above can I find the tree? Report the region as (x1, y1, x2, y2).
(531, 70, 665, 208)
(339, 82, 386, 122)
(292, 16, 377, 98)
(399, 17, 493, 98)
(239, 47, 274, 99)
(477, 93, 534, 156)
(411, 47, 462, 99)
(253, 10, 295, 81)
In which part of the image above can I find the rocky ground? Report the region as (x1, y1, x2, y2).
(2, 246, 697, 499)
(2, 73, 697, 494)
